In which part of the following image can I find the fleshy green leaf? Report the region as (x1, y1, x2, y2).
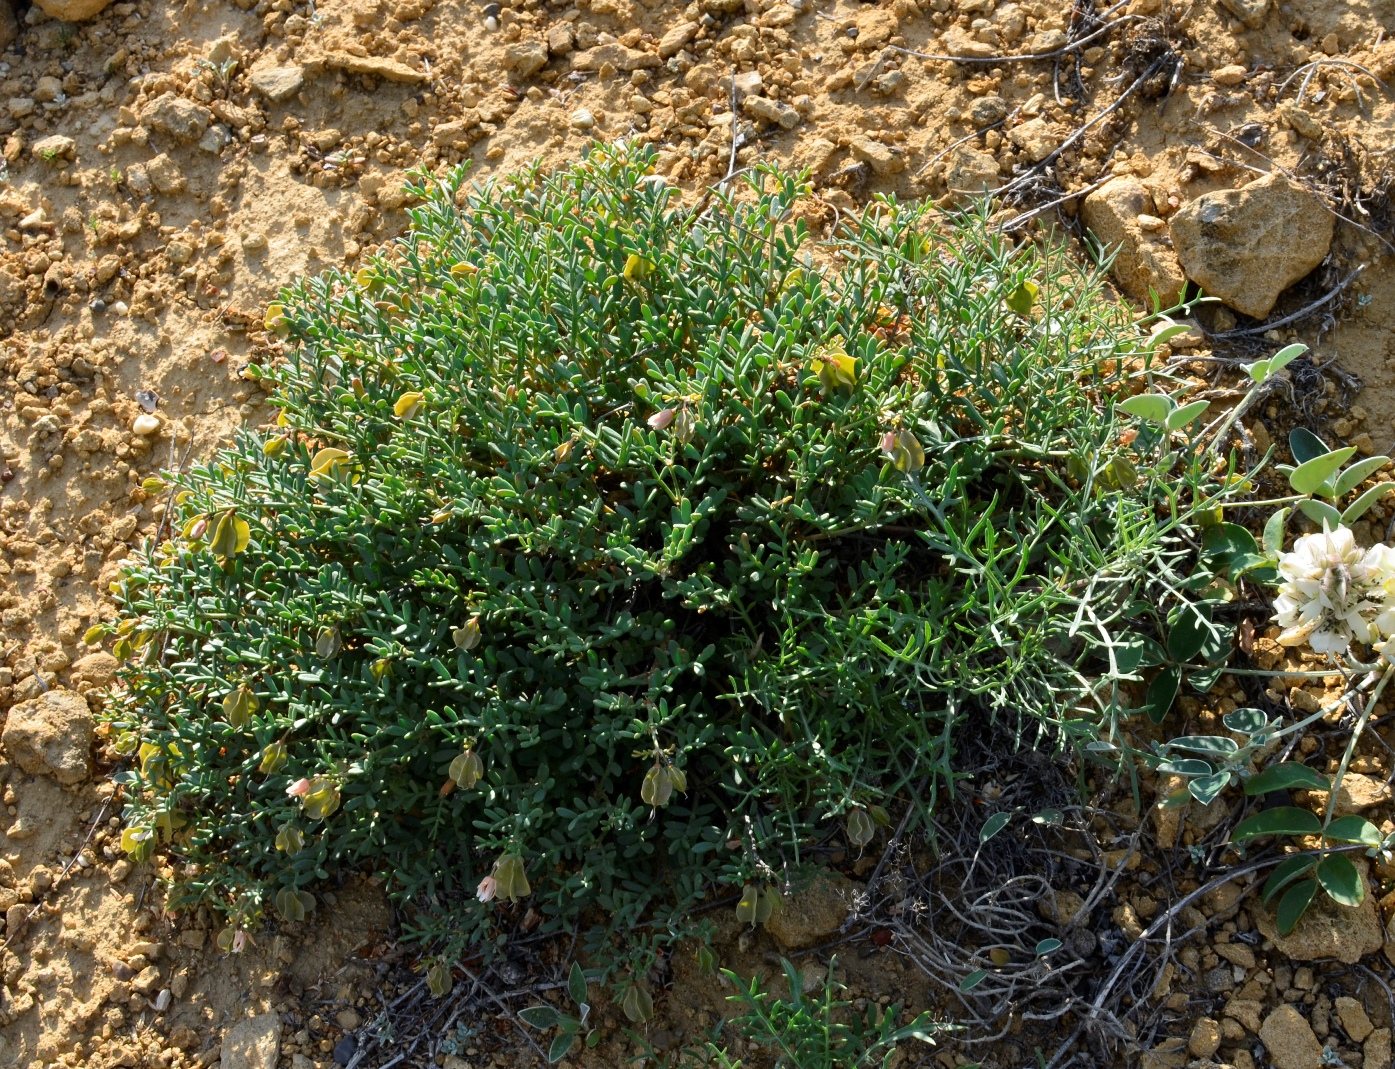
(1262, 509, 1288, 557)
(1118, 393, 1175, 424)
(1324, 815, 1383, 847)
(1223, 708, 1269, 735)
(1275, 877, 1318, 935)
(1334, 456, 1390, 497)
(958, 969, 988, 992)
(1145, 666, 1181, 725)
(1290, 447, 1356, 496)
(1262, 854, 1317, 905)
(519, 1005, 562, 1031)
(1342, 482, 1395, 525)
(1289, 427, 1328, 465)
(568, 962, 588, 1007)
(980, 811, 1012, 844)
(1315, 854, 1364, 907)
(1166, 399, 1211, 431)
(1232, 806, 1322, 842)
(1187, 771, 1231, 805)
(1244, 763, 1330, 795)
(1298, 498, 1344, 528)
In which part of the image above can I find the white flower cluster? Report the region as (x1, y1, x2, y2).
(1273, 524, 1395, 657)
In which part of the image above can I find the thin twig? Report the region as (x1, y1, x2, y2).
(888, 3, 1136, 66)
(1207, 264, 1367, 339)
(990, 55, 1172, 203)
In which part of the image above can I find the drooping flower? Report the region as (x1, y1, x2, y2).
(1273, 525, 1395, 655)
(285, 778, 311, 798)
(476, 875, 498, 903)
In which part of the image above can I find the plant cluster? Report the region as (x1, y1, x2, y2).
(1146, 424, 1395, 934)
(700, 957, 939, 1069)
(98, 143, 1257, 977)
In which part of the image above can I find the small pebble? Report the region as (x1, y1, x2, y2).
(332, 1035, 357, 1066)
(132, 414, 162, 437)
(136, 390, 159, 413)
(111, 301, 130, 315)
(90, 299, 107, 314)
(571, 108, 595, 130)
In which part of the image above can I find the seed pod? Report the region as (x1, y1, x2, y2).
(222, 686, 258, 731)
(394, 391, 425, 419)
(736, 883, 760, 925)
(263, 302, 290, 334)
(215, 926, 239, 953)
(315, 627, 342, 660)
(846, 807, 875, 848)
(672, 405, 696, 444)
(274, 887, 314, 922)
(884, 429, 925, 475)
(275, 824, 305, 853)
(448, 748, 483, 790)
(259, 741, 288, 774)
(492, 854, 531, 903)
(308, 447, 354, 485)
(263, 435, 290, 459)
(621, 983, 654, 1024)
(426, 960, 454, 997)
(640, 762, 674, 807)
(120, 826, 155, 862)
(209, 509, 251, 559)
(83, 624, 108, 645)
(452, 617, 482, 651)
(753, 885, 777, 925)
(301, 777, 341, 821)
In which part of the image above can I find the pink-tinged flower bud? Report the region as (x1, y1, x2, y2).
(286, 778, 311, 798)
(477, 875, 498, 903)
(231, 930, 248, 954)
(880, 430, 897, 454)
(648, 407, 676, 431)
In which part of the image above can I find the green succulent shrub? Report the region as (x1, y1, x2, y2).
(100, 143, 1249, 971)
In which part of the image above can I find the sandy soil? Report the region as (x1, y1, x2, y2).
(2, 0, 1395, 1065)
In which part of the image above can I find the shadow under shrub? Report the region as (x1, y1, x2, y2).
(101, 144, 1239, 972)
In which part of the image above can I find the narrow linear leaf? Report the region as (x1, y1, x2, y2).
(1334, 455, 1390, 497)
(1342, 482, 1395, 525)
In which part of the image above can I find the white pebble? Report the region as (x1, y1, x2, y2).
(571, 108, 595, 130)
(132, 414, 162, 437)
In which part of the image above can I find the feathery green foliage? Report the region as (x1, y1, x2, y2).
(100, 143, 1246, 974)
